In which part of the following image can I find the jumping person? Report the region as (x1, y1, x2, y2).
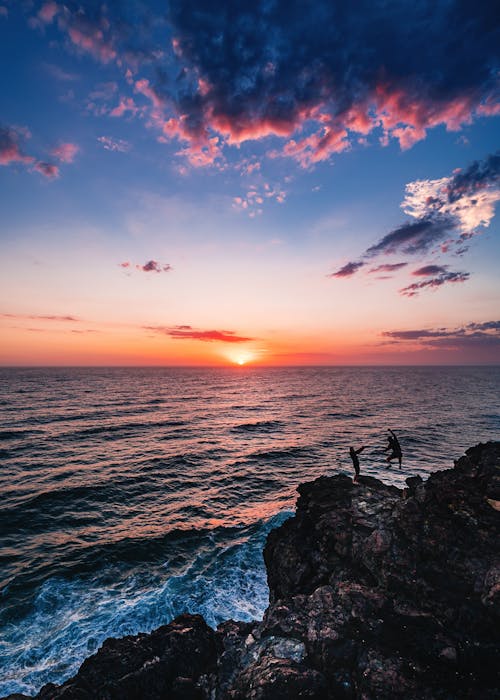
(385, 429, 402, 468)
(349, 445, 366, 483)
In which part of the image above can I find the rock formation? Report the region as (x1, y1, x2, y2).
(4, 442, 499, 699)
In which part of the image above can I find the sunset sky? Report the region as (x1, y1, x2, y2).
(1, 0, 499, 365)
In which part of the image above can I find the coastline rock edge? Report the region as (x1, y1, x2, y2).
(5, 441, 499, 699)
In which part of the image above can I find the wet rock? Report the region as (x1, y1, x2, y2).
(5, 442, 499, 700)
(34, 613, 217, 699)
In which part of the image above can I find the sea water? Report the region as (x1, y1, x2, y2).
(1, 366, 499, 695)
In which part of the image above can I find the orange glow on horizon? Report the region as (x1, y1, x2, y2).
(225, 349, 257, 366)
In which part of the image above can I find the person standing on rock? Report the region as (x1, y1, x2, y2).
(349, 445, 366, 483)
(385, 429, 402, 468)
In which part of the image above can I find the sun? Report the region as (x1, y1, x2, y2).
(226, 350, 255, 366)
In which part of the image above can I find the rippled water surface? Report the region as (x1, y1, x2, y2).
(1, 366, 499, 695)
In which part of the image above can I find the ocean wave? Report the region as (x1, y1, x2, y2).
(0, 429, 45, 441)
(59, 419, 187, 439)
(230, 420, 284, 433)
(0, 511, 291, 697)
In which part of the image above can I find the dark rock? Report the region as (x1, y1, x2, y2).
(229, 656, 328, 699)
(4, 442, 499, 700)
(33, 613, 217, 699)
(262, 441, 500, 698)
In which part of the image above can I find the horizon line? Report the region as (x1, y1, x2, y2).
(1, 363, 499, 369)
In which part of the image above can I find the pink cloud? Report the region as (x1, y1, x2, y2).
(159, 116, 222, 167)
(135, 79, 164, 111)
(110, 97, 140, 118)
(0, 127, 34, 166)
(280, 124, 350, 167)
(38, 2, 58, 24)
(33, 161, 60, 179)
(66, 25, 116, 64)
(136, 260, 172, 273)
(145, 325, 254, 343)
(51, 142, 79, 163)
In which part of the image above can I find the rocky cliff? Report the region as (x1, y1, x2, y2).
(5, 442, 500, 700)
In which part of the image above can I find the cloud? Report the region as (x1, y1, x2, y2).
(51, 142, 79, 163)
(1, 125, 64, 178)
(97, 136, 131, 152)
(368, 263, 407, 274)
(137, 260, 172, 273)
(329, 261, 365, 278)
(366, 218, 454, 258)
(38, 1, 58, 23)
(412, 265, 448, 276)
(382, 321, 500, 350)
(55, 7, 118, 64)
(402, 151, 500, 236)
(0, 126, 35, 166)
(145, 325, 254, 343)
(22, 1, 498, 168)
(232, 183, 286, 217)
(109, 97, 141, 118)
(0, 6, 8, 19)
(33, 161, 60, 179)
(399, 270, 469, 297)
(119, 260, 172, 273)
(1, 313, 80, 322)
(160, 0, 500, 164)
(28, 1, 58, 29)
(330, 151, 499, 293)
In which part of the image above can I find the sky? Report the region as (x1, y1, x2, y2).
(0, 0, 499, 366)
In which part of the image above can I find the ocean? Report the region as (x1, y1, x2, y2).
(0, 366, 499, 696)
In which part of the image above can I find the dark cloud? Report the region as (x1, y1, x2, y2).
(468, 321, 500, 331)
(329, 261, 365, 278)
(412, 264, 449, 276)
(382, 321, 500, 350)
(137, 260, 172, 273)
(163, 0, 500, 157)
(399, 270, 469, 297)
(366, 218, 453, 258)
(330, 151, 499, 292)
(145, 325, 254, 343)
(368, 263, 408, 274)
(25, 2, 500, 165)
(330, 219, 453, 280)
(447, 151, 500, 203)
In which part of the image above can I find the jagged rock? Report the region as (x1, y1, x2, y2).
(262, 441, 500, 698)
(4, 442, 499, 700)
(32, 613, 217, 699)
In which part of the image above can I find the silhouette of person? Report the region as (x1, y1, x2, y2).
(385, 429, 402, 468)
(349, 445, 366, 483)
